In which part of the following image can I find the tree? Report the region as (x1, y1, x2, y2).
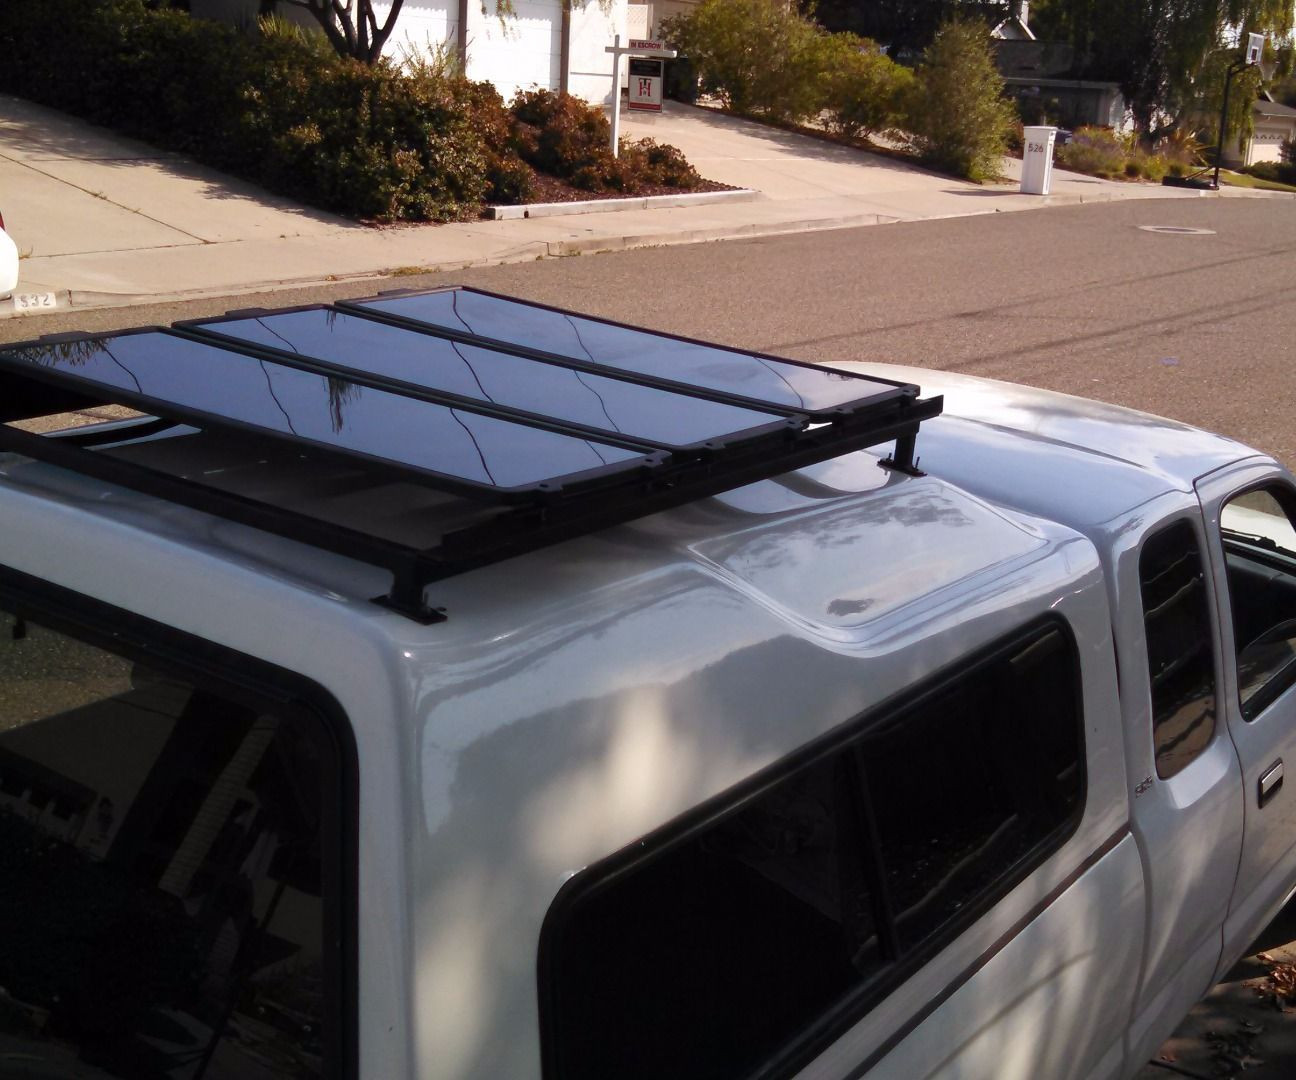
(272, 0, 407, 63)
(905, 18, 1016, 180)
(812, 0, 1010, 56)
(662, 0, 830, 120)
(1030, 0, 1294, 135)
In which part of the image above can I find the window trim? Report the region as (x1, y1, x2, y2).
(537, 616, 1086, 1080)
(0, 561, 359, 1080)
(1218, 482, 1296, 722)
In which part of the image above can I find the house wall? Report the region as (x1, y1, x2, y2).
(376, 0, 458, 64)
(568, 0, 630, 101)
(465, 0, 560, 101)
(194, 0, 626, 105)
(1244, 120, 1294, 166)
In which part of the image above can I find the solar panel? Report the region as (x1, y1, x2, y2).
(340, 288, 905, 419)
(0, 331, 651, 497)
(181, 307, 792, 453)
(0, 289, 941, 621)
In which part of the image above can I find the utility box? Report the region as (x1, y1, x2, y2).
(628, 56, 665, 112)
(1021, 126, 1057, 195)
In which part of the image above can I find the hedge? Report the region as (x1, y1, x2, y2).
(1, 0, 709, 221)
(0, 0, 484, 221)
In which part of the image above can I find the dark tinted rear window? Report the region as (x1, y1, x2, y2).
(0, 602, 347, 1079)
(542, 622, 1083, 1080)
(1139, 521, 1216, 778)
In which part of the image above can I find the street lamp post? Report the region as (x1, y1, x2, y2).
(1213, 32, 1267, 189)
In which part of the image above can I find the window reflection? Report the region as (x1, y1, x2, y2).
(0, 610, 332, 1079)
(1139, 522, 1216, 778)
(1221, 487, 1296, 717)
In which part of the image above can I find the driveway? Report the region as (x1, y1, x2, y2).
(0, 93, 1221, 316)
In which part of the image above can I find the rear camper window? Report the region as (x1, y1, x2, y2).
(0, 590, 350, 1079)
(541, 622, 1083, 1080)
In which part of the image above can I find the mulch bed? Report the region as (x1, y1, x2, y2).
(507, 167, 737, 207)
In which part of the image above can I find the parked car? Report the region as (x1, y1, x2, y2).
(0, 210, 18, 299)
(0, 288, 1294, 1080)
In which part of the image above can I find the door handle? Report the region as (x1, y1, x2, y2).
(1260, 760, 1284, 808)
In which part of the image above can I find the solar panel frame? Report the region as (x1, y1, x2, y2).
(0, 327, 666, 504)
(174, 305, 803, 456)
(336, 286, 917, 422)
(0, 293, 943, 622)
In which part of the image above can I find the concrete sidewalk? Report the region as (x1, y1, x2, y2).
(0, 94, 1274, 317)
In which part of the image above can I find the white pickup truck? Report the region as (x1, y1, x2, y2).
(0, 287, 1294, 1080)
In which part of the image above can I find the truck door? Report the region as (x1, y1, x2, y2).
(1196, 462, 1296, 968)
(1121, 514, 1243, 1071)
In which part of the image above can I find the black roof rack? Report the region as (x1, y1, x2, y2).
(0, 288, 942, 622)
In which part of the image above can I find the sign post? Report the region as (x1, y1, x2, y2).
(605, 35, 677, 157)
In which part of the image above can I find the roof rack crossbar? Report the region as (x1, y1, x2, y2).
(426, 396, 943, 581)
(0, 421, 445, 623)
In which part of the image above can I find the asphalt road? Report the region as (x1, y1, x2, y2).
(4, 196, 1294, 467)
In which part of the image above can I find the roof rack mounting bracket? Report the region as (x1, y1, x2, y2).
(373, 563, 448, 624)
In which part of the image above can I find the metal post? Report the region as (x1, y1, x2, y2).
(1213, 60, 1242, 190)
(610, 33, 622, 158)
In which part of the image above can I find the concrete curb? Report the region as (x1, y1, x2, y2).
(487, 188, 760, 220)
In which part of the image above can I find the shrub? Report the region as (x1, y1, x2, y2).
(820, 35, 914, 141)
(464, 81, 535, 204)
(1054, 126, 1131, 179)
(0, 0, 489, 221)
(1157, 128, 1204, 171)
(1243, 159, 1296, 185)
(0, 0, 706, 216)
(903, 19, 1015, 182)
(621, 138, 705, 187)
(511, 89, 634, 191)
(662, 0, 827, 122)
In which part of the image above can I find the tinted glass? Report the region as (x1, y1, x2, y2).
(1139, 521, 1216, 777)
(0, 607, 338, 1079)
(1221, 487, 1296, 716)
(863, 627, 1082, 948)
(0, 334, 644, 493)
(347, 289, 900, 416)
(552, 756, 881, 1080)
(546, 624, 1082, 1080)
(192, 310, 782, 451)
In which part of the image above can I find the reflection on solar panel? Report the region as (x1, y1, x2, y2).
(0, 290, 942, 622)
(340, 287, 900, 418)
(184, 307, 793, 453)
(0, 330, 648, 495)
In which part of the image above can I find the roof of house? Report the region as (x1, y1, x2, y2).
(1255, 98, 1296, 120)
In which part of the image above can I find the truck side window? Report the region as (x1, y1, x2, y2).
(1139, 521, 1216, 778)
(541, 622, 1082, 1080)
(0, 605, 344, 1079)
(1220, 486, 1296, 718)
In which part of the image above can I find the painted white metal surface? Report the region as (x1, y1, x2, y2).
(3, 358, 1291, 1080)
